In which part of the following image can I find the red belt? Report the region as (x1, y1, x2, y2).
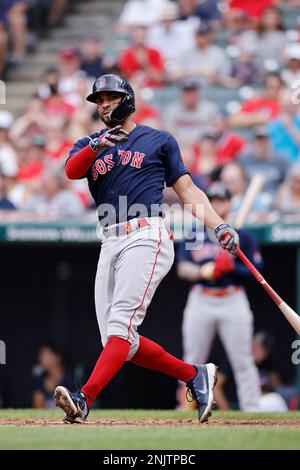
(101, 217, 150, 238)
(193, 285, 241, 297)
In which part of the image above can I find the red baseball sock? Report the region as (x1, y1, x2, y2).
(81, 336, 130, 408)
(130, 336, 196, 383)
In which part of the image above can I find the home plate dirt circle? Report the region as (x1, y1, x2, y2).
(0, 418, 300, 427)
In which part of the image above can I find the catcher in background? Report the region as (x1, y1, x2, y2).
(177, 181, 263, 411)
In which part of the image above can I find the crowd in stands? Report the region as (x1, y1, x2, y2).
(0, 0, 70, 79)
(1, 0, 300, 221)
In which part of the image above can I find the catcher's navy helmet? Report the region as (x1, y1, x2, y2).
(86, 74, 135, 124)
(206, 182, 231, 200)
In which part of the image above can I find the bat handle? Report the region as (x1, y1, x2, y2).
(236, 246, 264, 282)
(236, 246, 283, 306)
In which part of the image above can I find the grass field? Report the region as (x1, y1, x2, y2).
(0, 409, 300, 450)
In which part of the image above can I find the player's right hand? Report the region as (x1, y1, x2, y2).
(89, 125, 129, 151)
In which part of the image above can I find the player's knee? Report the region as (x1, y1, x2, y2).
(126, 338, 140, 361)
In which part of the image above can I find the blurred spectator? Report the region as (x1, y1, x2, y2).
(162, 78, 218, 150)
(229, 46, 261, 86)
(58, 46, 87, 107)
(5, 1, 28, 67)
(36, 68, 77, 121)
(189, 113, 246, 179)
(32, 343, 74, 409)
(26, 0, 64, 40)
(178, 0, 221, 27)
(10, 95, 48, 140)
(231, 5, 287, 67)
(27, 0, 69, 33)
(254, 6, 287, 65)
(252, 331, 281, 390)
(188, 133, 219, 179)
(146, 1, 198, 62)
(67, 78, 95, 141)
(44, 117, 72, 163)
(225, 10, 255, 46)
(0, 111, 18, 177)
(252, 332, 288, 412)
(116, 0, 166, 32)
(46, 0, 68, 28)
(118, 26, 165, 87)
(44, 85, 76, 121)
(258, 376, 289, 411)
(0, 11, 9, 79)
(0, 171, 15, 210)
(17, 134, 45, 182)
(79, 35, 108, 80)
(281, 43, 300, 88)
(168, 23, 231, 85)
(24, 168, 85, 216)
(6, 137, 31, 209)
(238, 125, 289, 195)
(38, 67, 61, 99)
(177, 0, 200, 19)
(133, 84, 161, 127)
(268, 89, 300, 162)
(0, 0, 70, 78)
(193, 112, 246, 165)
(220, 161, 247, 211)
(275, 163, 300, 213)
(214, 330, 289, 411)
(220, 161, 272, 215)
(226, 0, 276, 21)
(194, 0, 222, 26)
(229, 72, 284, 128)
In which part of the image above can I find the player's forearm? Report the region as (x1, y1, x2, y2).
(179, 183, 224, 230)
(228, 112, 268, 128)
(65, 146, 96, 179)
(177, 261, 202, 282)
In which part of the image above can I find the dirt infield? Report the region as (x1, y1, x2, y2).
(1, 418, 300, 427)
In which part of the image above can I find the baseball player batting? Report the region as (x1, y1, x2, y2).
(54, 74, 240, 424)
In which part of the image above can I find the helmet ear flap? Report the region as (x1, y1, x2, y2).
(108, 95, 136, 124)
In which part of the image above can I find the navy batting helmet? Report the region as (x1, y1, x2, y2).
(86, 74, 136, 124)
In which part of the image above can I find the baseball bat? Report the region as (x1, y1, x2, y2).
(237, 246, 300, 336)
(234, 173, 265, 229)
(202, 174, 265, 279)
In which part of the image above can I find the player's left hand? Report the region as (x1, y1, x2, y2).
(215, 224, 239, 256)
(89, 125, 129, 151)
